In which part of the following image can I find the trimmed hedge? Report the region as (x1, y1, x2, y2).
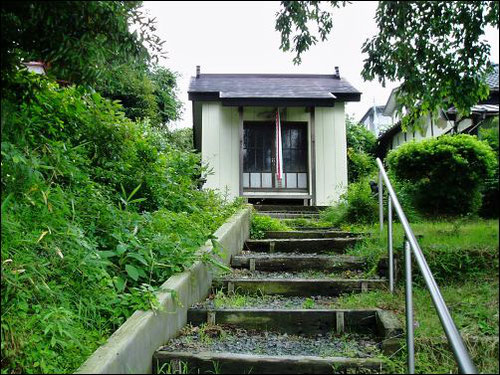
(386, 134, 497, 216)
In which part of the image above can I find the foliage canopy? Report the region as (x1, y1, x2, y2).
(1, 1, 166, 86)
(0, 71, 240, 373)
(275, 1, 499, 128)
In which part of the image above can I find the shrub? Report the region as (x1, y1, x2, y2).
(346, 118, 377, 183)
(321, 178, 379, 226)
(1, 71, 242, 374)
(346, 117, 377, 155)
(478, 117, 499, 218)
(250, 214, 291, 239)
(347, 148, 376, 183)
(386, 134, 497, 216)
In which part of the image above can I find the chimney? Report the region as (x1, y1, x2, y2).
(334, 66, 340, 78)
(196, 65, 201, 78)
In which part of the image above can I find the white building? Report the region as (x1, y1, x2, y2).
(377, 64, 499, 155)
(358, 105, 392, 137)
(189, 67, 362, 206)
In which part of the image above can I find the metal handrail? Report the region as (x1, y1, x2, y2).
(376, 158, 476, 374)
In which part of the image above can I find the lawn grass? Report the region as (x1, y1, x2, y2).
(338, 218, 499, 374)
(345, 219, 499, 282)
(332, 275, 499, 374)
(234, 216, 498, 373)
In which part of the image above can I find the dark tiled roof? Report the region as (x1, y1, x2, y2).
(486, 64, 499, 91)
(188, 74, 361, 101)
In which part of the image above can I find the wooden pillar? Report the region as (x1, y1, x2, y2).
(310, 107, 317, 206)
(239, 106, 244, 197)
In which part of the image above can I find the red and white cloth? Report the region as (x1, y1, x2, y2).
(275, 109, 283, 181)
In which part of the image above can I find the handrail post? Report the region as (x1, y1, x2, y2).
(376, 158, 476, 374)
(405, 240, 415, 374)
(379, 170, 384, 232)
(388, 196, 394, 293)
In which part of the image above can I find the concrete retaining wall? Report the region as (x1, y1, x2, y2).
(76, 206, 252, 374)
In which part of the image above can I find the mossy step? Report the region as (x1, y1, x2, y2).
(215, 278, 387, 297)
(186, 308, 402, 354)
(262, 230, 362, 239)
(187, 308, 377, 335)
(257, 212, 321, 219)
(286, 226, 338, 231)
(231, 254, 367, 272)
(253, 205, 328, 212)
(244, 238, 360, 253)
(152, 351, 385, 374)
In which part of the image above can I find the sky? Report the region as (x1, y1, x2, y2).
(142, 1, 499, 129)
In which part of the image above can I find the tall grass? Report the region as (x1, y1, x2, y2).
(1, 72, 243, 373)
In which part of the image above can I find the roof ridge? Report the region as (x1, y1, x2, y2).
(194, 73, 341, 79)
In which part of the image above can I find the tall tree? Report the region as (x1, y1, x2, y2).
(1, 1, 183, 127)
(149, 66, 183, 126)
(275, 1, 499, 128)
(1, 1, 166, 86)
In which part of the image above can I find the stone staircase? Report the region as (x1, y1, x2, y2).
(153, 207, 401, 374)
(253, 205, 326, 220)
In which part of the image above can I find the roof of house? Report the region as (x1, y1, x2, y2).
(446, 103, 499, 116)
(378, 63, 500, 142)
(359, 105, 386, 123)
(188, 72, 361, 106)
(486, 63, 499, 91)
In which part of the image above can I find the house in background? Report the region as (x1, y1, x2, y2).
(377, 64, 499, 156)
(189, 66, 361, 206)
(358, 105, 392, 137)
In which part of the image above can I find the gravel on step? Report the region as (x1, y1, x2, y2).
(192, 294, 341, 310)
(238, 251, 361, 258)
(160, 325, 381, 358)
(218, 268, 379, 280)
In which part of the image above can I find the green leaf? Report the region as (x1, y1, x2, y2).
(126, 252, 148, 266)
(114, 276, 126, 292)
(1, 193, 14, 214)
(125, 264, 139, 281)
(127, 183, 142, 201)
(116, 244, 127, 255)
(96, 250, 117, 259)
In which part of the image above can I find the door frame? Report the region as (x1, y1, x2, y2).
(241, 120, 309, 192)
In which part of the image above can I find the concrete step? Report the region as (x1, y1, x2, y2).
(257, 212, 321, 219)
(244, 238, 360, 253)
(185, 308, 402, 355)
(215, 278, 387, 297)
(152, 351, 385, 374)
(262, 230, 363, 239)
(231, 253, 367, 272)
(285, 226, 339, 231)
(187, 308, 377, 335)
(253, 205, 328, 212)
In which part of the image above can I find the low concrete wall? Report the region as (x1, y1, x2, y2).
(76, 206, 252, 374)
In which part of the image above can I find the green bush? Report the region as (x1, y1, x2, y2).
(386, 134, 497, 216)
(250, 214, 291, 239)
(166, 127, 194, 151)
(346, 118, 377, 183)
(346, 117, 377, 155)
(478, 117, 499, 218)
(321, 178, 379, 226)
(1, 71, 242, 374)
(347, 148, 376, 183)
